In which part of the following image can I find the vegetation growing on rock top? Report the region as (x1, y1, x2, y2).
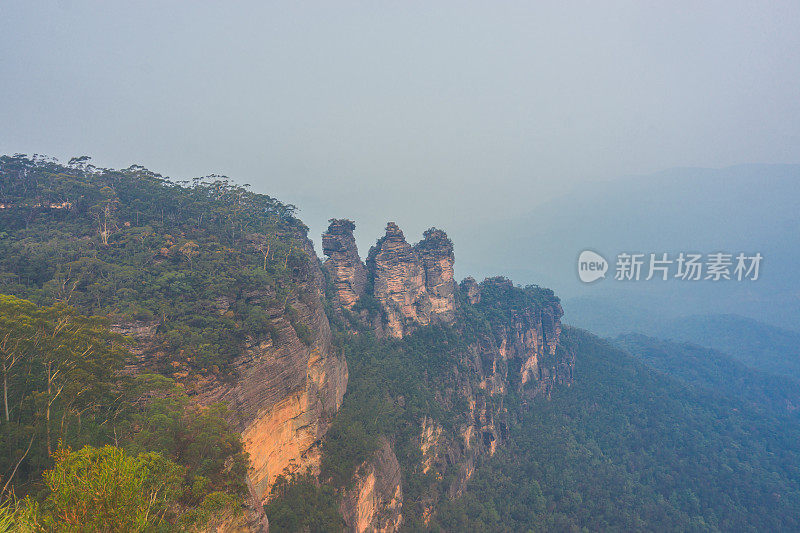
(4, 155, 800, 532)
(0, 155, 311, 376)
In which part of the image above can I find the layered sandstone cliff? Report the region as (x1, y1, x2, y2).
(414, 228, 457, 325)
(324, 221, 457, 338)
(340, 438, 404, 533)
(365, 223, 432, 338)
(115, 233, 348, 509)
(199, 236, 348, 501)
(322, 219, 368, 310)
(406, 276, 572, 516)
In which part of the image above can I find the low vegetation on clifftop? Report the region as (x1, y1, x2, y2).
(2, 157, 800, 532)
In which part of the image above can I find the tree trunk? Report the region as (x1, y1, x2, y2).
(3, 363, 8, 423)
(46, 362, 52, 456)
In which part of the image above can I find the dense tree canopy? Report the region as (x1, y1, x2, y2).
(0, 156, 301, 530)
(0, 155, 309, 375)
(4, 156, 800, 531)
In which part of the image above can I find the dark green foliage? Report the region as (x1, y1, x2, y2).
(651, 314, 800, 381)
(435, 464, 546, 532)
(616, 333, 800, 417)
(435, 328, 800, 531)
(316, 313, 496, 527)
(120, 377, 250, 504)
(0, 295, 127, 497)
(0, 155, 309, 375)
(351, 292, 382, 317)
(474, 277, 560, 331)
(264, 472, 344, 533)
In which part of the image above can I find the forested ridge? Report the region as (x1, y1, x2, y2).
(433, 329, 800, 531)
(0, 155, 306, 530)
(0, 154, 309, 375)
(1, 156, 799, 532)
(267, 322, 800, 531)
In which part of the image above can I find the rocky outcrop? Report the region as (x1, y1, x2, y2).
(415, 228, 456, 325)
(408, 276, 571, 516)
(461, 277, 481, 305)
(322, 219, 367, 310)
(116, 233, 348, 506)
(197, 235, 348, 501)
(322, 222, 457, 338)
(366, 223, 431, 338)
(414, 378, 502, 505)
(360, 223, 456, 338)
(340, 438, 403, 533)
(471, 277, 568, 398)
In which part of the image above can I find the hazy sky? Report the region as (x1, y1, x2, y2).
(2, 1, 799, 257)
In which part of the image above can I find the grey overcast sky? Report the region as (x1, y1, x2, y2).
(2, 1, 800, 256)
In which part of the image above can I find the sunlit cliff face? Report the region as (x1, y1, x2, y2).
(325, 220, 457, 338)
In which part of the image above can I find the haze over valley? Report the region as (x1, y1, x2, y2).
(1, 2, 799, 531)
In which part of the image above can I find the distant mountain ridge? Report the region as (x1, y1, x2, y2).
(564, 296, 800, 381)
(3, 155, 800, 531)
(615, 333, 800, 416)
(456, 164, 800, 329)
(650, 314, 800, 380)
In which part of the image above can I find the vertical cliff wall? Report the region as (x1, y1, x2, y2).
(119, 234, 349, 506)
(201, 236, 348, 502)
(469, 277, 567, 397)
(339, 438, 404, 533)
(322, 221, 572, 530)
(322, 219, 367, 310)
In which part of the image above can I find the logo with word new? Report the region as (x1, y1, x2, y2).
(578, 250, 608, 283)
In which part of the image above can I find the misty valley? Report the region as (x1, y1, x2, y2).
(0, 157, 798, 532)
